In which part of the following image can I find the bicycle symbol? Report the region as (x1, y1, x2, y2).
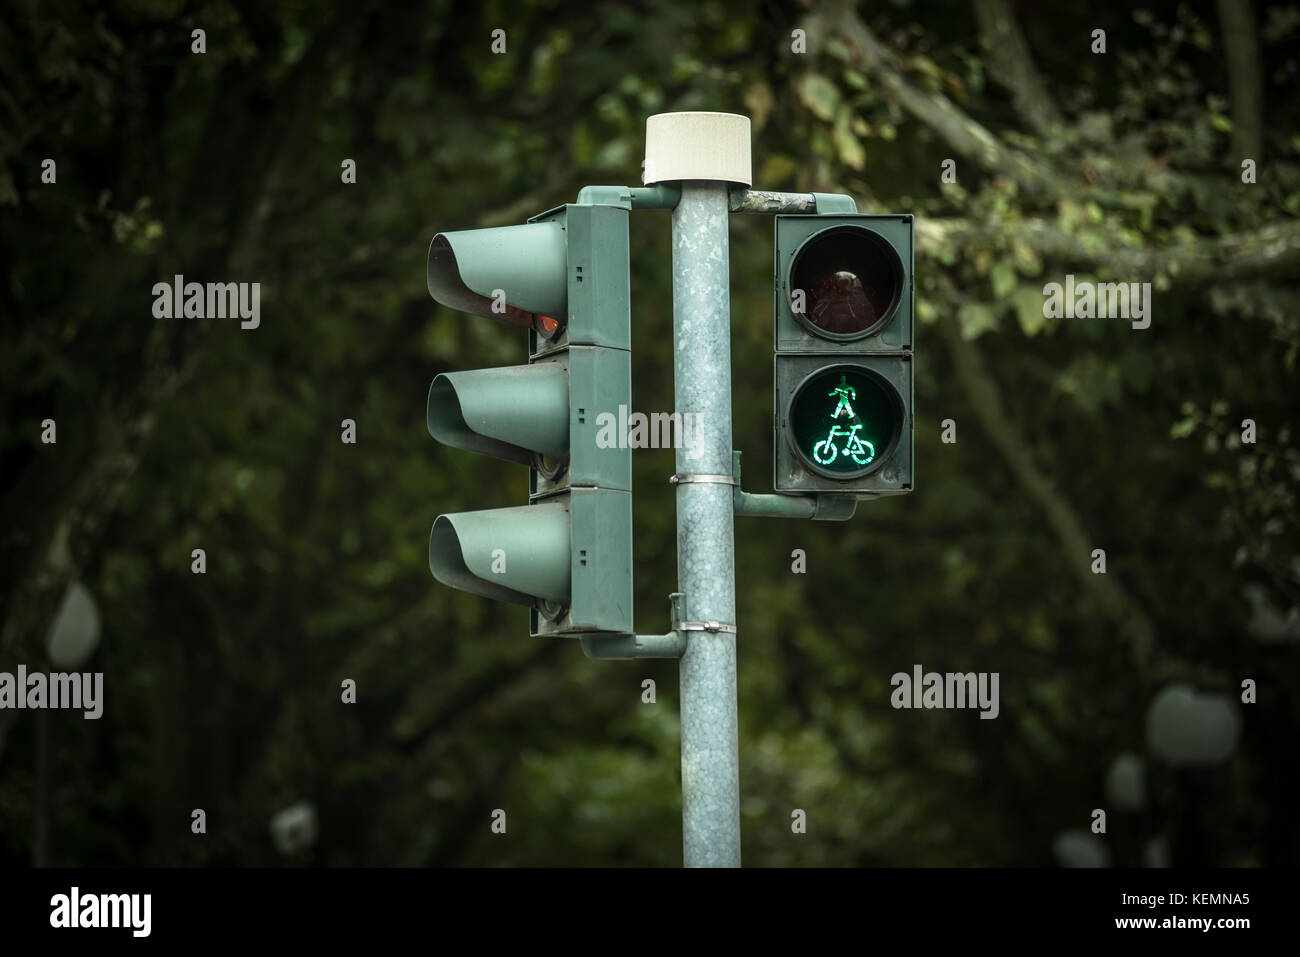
(813, 422, 875, 466)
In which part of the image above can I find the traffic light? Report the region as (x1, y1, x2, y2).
(425, 202, 633, 637)
(773, 214, 913, 496)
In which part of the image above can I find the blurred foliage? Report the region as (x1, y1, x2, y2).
(1, 0, 1297, 867)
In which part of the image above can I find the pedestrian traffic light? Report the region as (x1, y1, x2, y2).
(773, 214, 913, 495)
(425, 202, 633, 637)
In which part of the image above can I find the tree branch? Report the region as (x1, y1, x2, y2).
(0, 21, 349, 670)
(973, 0, 1064, 137)
(916, 216, 1300, 285)
(938, 317, 1157, 670)
(1216, 0, 1263, 162)
(814, 0, 1060, 196)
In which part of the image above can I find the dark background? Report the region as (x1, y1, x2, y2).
(1, 0, 1297, 867)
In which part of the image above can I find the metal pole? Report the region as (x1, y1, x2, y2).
(671, 180, 741, 867)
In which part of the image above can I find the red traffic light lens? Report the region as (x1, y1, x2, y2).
(535, 314, 561, 338)
(790, 226, 904, 340)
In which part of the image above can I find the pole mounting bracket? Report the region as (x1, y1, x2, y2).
(669, 472, 738, 486)
(674, 619, 738, 635)
(671, 590, 736, 635)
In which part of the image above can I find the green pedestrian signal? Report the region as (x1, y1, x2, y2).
(788, 366, 903, 478)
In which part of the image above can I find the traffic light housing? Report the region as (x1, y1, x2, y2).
(426, 202, 633, 637)
(773, 214, 914, 496)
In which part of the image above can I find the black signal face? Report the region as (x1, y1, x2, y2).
(789, 226, 904, 340)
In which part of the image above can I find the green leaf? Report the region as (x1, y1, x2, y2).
(1169, 417, 1198, 439)
(744, 81, 775, 131)
(796, 73, 840, 122)
(1058, 199, 1084, 233)
(958, 301, 998, 339)
(909, 54, 944, 83)
(824, 37, 851, 62)
(990, 261, 1017, 299)
(832, 107, 865, 170)
(759, 154, 798, 186)
(1013, 286, 1048, 337)
(1011, 241, 1042, 276)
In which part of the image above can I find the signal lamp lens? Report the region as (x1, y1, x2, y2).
(787, 364, 902, 478)
(535, 314, 561, 338)
(790, 226, 903, 339)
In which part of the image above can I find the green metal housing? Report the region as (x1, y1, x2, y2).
(528, 203, 632, 356)
(772, 213, 915, 496)
(428, 489, 633, 636)
(426, 347, 631, 495)
(531, 488, 633, 637)
(426, 200, 633, 637)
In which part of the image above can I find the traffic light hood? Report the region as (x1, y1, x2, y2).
(429, 505, 571, 607)
(427, 220, 568, 326)
(427, 363, 569, 466)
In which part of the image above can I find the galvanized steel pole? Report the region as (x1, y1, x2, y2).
(671, 181, 741, 867)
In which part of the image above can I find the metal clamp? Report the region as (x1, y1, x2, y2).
(669, 473, 738, 486)
(667, 592, 737, 635)
(675, 620, 738, 635)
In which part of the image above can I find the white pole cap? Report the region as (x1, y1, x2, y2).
(643, 112, 752, 186)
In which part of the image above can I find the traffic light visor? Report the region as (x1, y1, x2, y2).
(427, 364, 569, 466)
(430, 506, 571, 607)
(427, 221, 568, 333)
